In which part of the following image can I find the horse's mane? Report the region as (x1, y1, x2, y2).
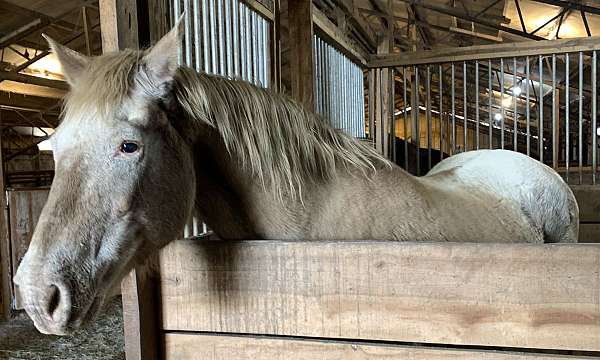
(61, 49, 389, 201)
(172, 67, 390, 200)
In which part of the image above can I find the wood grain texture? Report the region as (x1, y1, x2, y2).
(159, 240, 600, 351)
(287, 0, 314, 109)
(579, 224, 600, 243)
(163, 333, 597, 359)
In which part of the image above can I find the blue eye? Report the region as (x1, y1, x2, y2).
(120, 142, 139, 154)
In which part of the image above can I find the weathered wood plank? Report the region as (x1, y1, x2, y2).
(580, 224, 600, 243)
(369, 36, 600, 68)
(571, 186, 600, 223)
(8, 189, 49, 309)
(159, 240, 600, 351)
(287, 0, 314, 109)
(163, 333, 596, 359)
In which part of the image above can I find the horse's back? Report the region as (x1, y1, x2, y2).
(426, 150, 579, 243)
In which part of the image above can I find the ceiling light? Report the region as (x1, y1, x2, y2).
(512, 86, 522, 96)
(494, 113, 503, 121)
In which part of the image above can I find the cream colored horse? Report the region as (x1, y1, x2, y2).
(14, 25, 578, 335)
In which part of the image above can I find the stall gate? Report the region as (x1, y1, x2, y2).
(167, 0, 276, 236)
(369, 38, 600, 184)
(313, 35, 366, 138)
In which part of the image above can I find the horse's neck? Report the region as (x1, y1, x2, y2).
(191, 136, 302, 239)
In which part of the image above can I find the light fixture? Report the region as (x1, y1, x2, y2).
(512, 86, 522, 96)
(494, 113, 503, 122)
(597, 127, 600, 137)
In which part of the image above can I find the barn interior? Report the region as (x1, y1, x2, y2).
(1, 0, 600, 358)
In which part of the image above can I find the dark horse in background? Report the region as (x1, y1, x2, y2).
(394, 137, 449, 176)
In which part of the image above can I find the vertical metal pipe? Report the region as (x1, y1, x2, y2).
(552, 54, 557, 168)
(475, 61, 479, 150)
(183, 0, 192, 65)
(360, 66, 366, 137)
(403, 66, 409, 168)
(463, 61, 467, 152)
(488, 60, 492, 149)
(427, 65, 432, 170)
(451, 63, 455, 154)
(526, 56, 530, 156)
(539, 55, 544, 163)
(414, 65, 420, 175)
(500, 58, 505, 149)
(193, 0, 201, 71)
(566, 53, 570, 182)
(209, 0, 218, 74)
(578, 51, 583, 184)
(202, 0, 211, 72)
(232, 0, 240, 77)
(391, 68, 396, 160)
(323, 41, 329, 120)
(217, 0, 225, 75)
(252, 12, 259, 85)
(313, 36, 320, 114)
(174, 0, 182, 64)
(593, 50, 597, 185)
(225, 0, 233, 77)
(439, 64, 444, 159)
(513, 57, 517, 151)
(245, 7, 251, 82)
(257, 16, 264, 86)
(239, 4, 247, 80)
(263, 18, 269, 87)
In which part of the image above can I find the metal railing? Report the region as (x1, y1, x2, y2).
(368, 37, 600, 185)
(313, 34, 366, 138)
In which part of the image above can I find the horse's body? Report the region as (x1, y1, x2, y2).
(14, 25, 578, 335)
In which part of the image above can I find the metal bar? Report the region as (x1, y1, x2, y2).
(232, 0, 240, 77)
(193, 0, 201, 71)
(526, 56, 531, 156)
(539, 55, 544, 163)
(240, 4, 247, 80)
(175, 0, 182, 64)
(593, 51, 597, 184)
(475, 61, 479, 149)
(257, 15, 264, 85)
(263, 18, 269, 87)
(427, 65, 432, 170)
(414, 65, 420, 175)
(184, 0, 192, 65)
(403, 66, 409, 167)
(245, 6, 252, 81)
(489, 59, 493, 149)
(463, 61, 467, 152)
(451, 63, 455, 154)
(566, 52, 570, 183)
(391, 67, 396, 161)
(552, 54, 557, 168)
(578, 51, 583, 184)
(217, 0, 225, 75)
(439, 65, 444, 158)
(500, 58, 505, 149)
(581, 10, 592, 37)
(253, 12, 260, 84)
(314, 36, 320, 114)
(513, 57, 518, 151)
(202, 0, 211, 72)
(210, 0, 218, 73)
(225, 0, 233, 77)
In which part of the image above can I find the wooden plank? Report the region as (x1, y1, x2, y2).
(99, 0, 139, 52)
(312, 5, 368, 66)
(7, 189, 49, 309)
(159, 240, 600, 352)
(369, 36, 600, 68)
(287, 0, 314, 109)
(164, 333, 596, 360)
(0, 134, 9, 320)
(571, 185, 600, 223)
(580, 224, 600, 243)
(0, 71, 69, 91)
(242, 0, 274, 21)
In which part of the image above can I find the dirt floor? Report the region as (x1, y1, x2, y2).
(0, 297, 124, 360)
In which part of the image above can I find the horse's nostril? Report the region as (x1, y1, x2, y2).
(47, 284, 61, 319)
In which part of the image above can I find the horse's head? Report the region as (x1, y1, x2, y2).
(13, 26, 194, 335)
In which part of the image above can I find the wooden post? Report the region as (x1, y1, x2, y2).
(287, 0, 314, 109)
(375, 5, 394, 158)
(99, 2, 159, 359)
(0, 134, 10, 320)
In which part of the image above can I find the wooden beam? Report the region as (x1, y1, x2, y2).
(0, 110, 59, 128)
(0, 72, 68, 91)
(312, 5, 368, 66)
(159, 239, 600, 352)
(369, 36, 600, 68)
(287, 0, 314, 109)
(0, 91, 61, 111)
(99, 0, 139, 51)
(164, 333, 591, 359)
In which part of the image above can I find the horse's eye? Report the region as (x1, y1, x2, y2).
(120, 142, 139, 154)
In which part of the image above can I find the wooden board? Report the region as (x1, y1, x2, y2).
(571, 186, 600, 223)
(163, 333, 596, 359)
(159, 240, 600, 352)
(579, 224, 600, 243)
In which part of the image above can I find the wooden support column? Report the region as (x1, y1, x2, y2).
(99, 2, 159, 360)
(375, 2, 394, 158)
(0, 134, 10, 320)
(287, 0, 314, 109)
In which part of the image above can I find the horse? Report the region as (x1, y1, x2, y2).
(393, 137, 449, 175)
(14, 24, 579, 335)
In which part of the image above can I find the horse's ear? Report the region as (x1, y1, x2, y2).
(43, 34, 89, 86)
(141, 16, 184, 86)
